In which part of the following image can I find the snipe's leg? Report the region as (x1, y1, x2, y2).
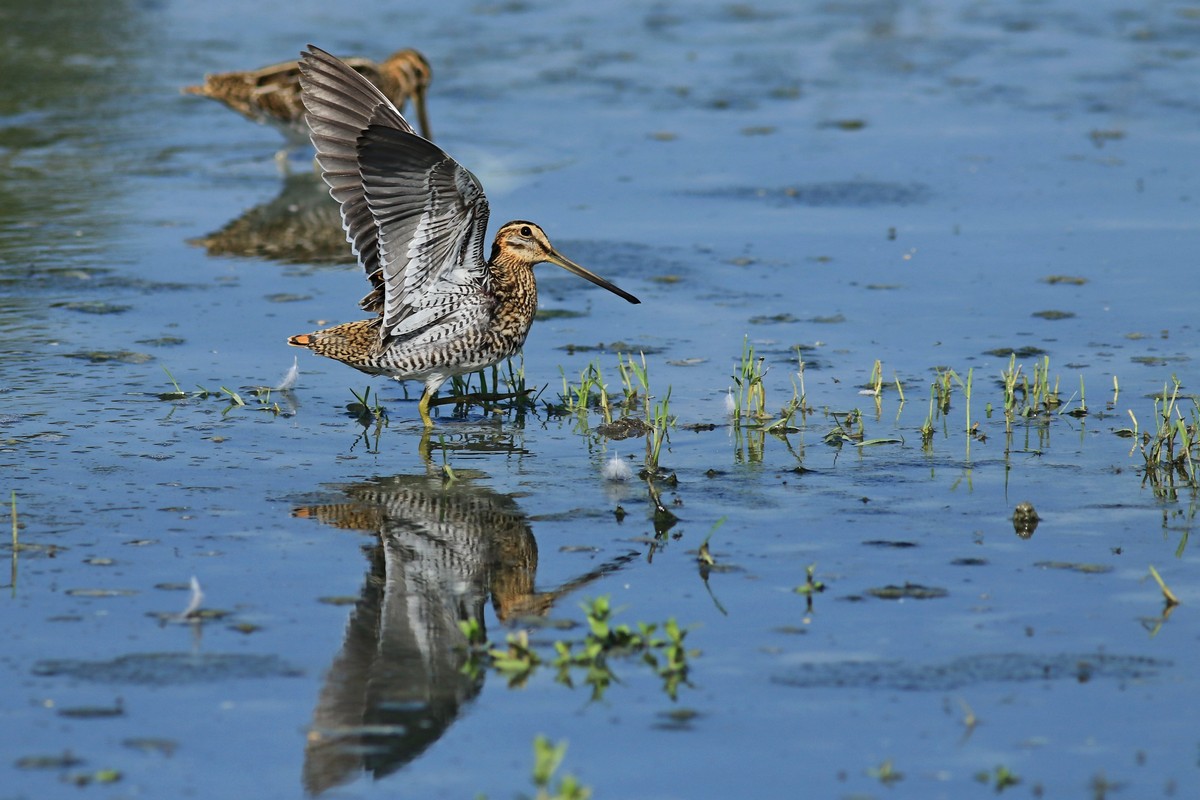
(418, 389, 436, 428)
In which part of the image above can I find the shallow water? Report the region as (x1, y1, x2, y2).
(3, 0, 1200, 798)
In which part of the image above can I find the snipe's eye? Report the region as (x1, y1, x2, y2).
(519, 226, 532, 237)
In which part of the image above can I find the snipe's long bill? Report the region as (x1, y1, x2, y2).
(287, 45, 640, 427)
(183, 48, 433, 143)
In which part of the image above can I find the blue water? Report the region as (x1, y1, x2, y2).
(3, 0, 1200, 797)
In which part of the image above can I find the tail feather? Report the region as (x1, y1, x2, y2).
(288, 333, 315, 347)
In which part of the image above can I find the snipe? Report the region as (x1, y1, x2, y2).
(287, 45, 640, 427)
(184, 48, 433, 143)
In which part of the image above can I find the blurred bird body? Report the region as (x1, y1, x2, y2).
(184, 49, 433, 142)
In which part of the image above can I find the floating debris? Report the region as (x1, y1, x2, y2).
(121, 738, 178, 757)
(1034, 561, 1112, 574)
(773, 652, 1166, 691)
(52, 300, 132, 315)
(1012, 502, 1040, 538)
(1148, 565, 1180, 607)
(179, 575, 205, 619)
(866, 583, 948, 600)
(58, 699, 125, 719)
(66, 588, 137, 598)
(15, 752, 85, 770)
(276, 356, 300, 391)
(62, 350, 154, 364)
(602, 454, 633, 482)
(595, 417, 651, 440)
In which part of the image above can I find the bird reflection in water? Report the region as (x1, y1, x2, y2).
(292, 469, 634, 794)
(188, 171, 353, 266)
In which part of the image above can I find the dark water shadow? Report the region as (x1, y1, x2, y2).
(292, 467, 634, 795)
(772, 651, 1167, 692)
(188, 170, 353, 266)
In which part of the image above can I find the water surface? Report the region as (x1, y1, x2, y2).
(3, 1, 1200, 798)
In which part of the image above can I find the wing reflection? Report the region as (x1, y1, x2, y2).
(189, 171, 353, 265)
(293, 471, 630, 794)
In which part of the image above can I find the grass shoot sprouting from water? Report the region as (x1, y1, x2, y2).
(645, 387, 674, 477)
(729, 338, 807, 433)
(556, 353, 676, 476)
(347, 385, 386, 425)
(157, 366, 287, 416)
(449, 355, 541, 417)
(1148, 564, 1180, 607)
(730, 336, 768, 425)
(557, 360, 609, 417)
(1130, 377, 1200, 502)
(1000, 354, 1061, 422)
(616, 351, 649, 409)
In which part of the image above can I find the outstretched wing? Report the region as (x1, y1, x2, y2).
(298, 45, 490, 341)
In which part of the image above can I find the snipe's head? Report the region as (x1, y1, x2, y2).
(491, 221, 640, 305)
(381, 49, 432, 89)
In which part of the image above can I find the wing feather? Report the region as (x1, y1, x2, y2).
(298, 45, 491, 343)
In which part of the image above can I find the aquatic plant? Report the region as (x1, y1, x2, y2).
(347, 385, 386, 425)
(157, 365, 289, 416)
(730, 336, 768, 425)
(920, 389, 937, 446)
(459, 595, 696, 701)
(1000, 354, 1061, 421)
(728, 338, 807, 434)
(557, 359, 608, 416)
(867, 758, 903, 786)
(1148, 565, 1179, 607)
(616, 351, 649, 409)
(528, 736, 591, 800)
(974, 764, 1020, 792)
(793, 563, 826, 596)
(1130, 377, 1200, 501)
(644, 387, 673, 475)
(449, 355, 541, 417)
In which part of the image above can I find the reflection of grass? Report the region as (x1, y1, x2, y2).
(529, 736, 590, 800)
(461, 595, 697, 701)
